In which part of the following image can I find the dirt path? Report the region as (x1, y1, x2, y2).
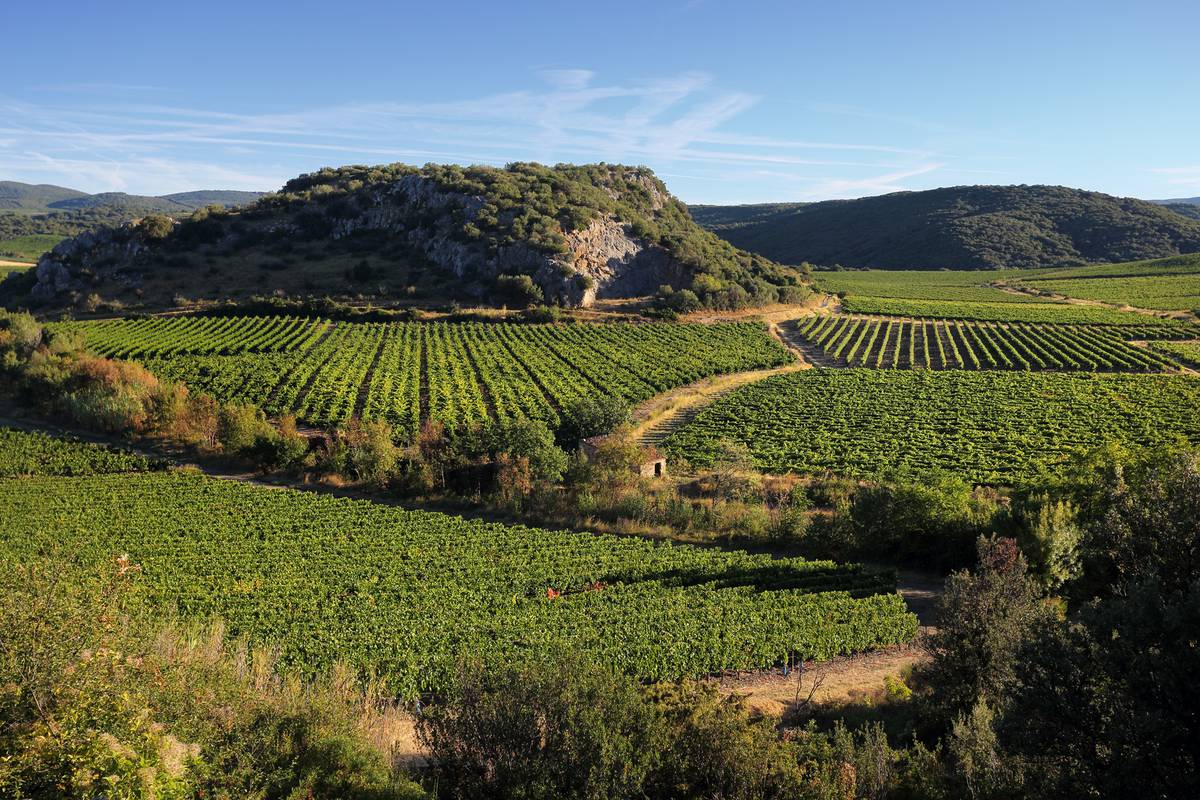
(632, 362, 809, 448)
(992, 282, 1200, 323)
(631, 315, 815, 448)
(712, 645, 928, 715)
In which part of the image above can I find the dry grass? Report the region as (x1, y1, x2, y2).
(711, 645, 928, 719)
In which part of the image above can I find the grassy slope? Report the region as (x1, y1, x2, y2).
(0, 234, 63, 262)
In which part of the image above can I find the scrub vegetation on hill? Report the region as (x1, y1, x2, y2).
(693, 184, 1200, 269)
(4, 163, 807, 313)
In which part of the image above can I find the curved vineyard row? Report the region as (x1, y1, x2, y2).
(664, 369, 1200, 485)
(0, 472, 918, 697)
(1149, 340, 1200, 369)
(794, 317, 1182, 372)
(68, 317, 793, 433)
(55, 314, 330, 358)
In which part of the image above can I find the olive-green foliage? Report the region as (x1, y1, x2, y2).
(252, 162, 801, 307)
(1004, 578, 1200, 798)
(495, 273, 544, 306)
(417, 657, 663, 800)
(555, 394, 629, 446)
(217, 403, 275, 453)
(909, 450, 1200, 798)
(847, 478, 1002, 567)
(919, 538, 1052, 726)
(1011, 494, 1082, 592)
(135, 214, 176, 240)
(418, 657, 913, 800)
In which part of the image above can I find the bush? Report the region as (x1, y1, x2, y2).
(342, 419, 399, 486)
(216, 403, 273, 453)
(418, 657, 662, 800)
(556, 395, 630, 446)
(522, 304, 561, 323)
(418, 658, 859, 800)
(495, 274, 544, 307)
(136, 214, 175, 240)
(58, 357, 172, 433)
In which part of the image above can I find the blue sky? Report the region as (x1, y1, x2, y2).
(3, 0, 1198, 203)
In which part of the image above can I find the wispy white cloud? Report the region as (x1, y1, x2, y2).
(1150, 166, 1200, 188)
(0, 71, 957, 199)
(797, 163, 946, 199)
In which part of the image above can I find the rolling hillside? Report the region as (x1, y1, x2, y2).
(0, 181, 263, 214)
(0, 182, 267, 263)
(3, 163, 804, 311)
(692, 185, 1200, 269)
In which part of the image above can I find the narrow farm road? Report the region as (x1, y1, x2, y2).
(991, 282, 1200, 323)
(632, 313, 816, 449)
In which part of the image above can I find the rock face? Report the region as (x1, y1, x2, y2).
(30, 223, 151, 300)
(563, 217, 687, 303)
(26, 173, 694, 308)
(325, 175, 686, 306)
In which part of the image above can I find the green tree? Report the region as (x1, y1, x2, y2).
(556, 395, 629, 446)
(417, 657, 663, 800)
(919, 537, 1050, 726)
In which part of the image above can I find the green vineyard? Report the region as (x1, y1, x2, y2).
(59, 317, 792, 431)
(793, 316, 1184, 372)
(0, 471, 918, 697)
(1150, 340, 1200, 368)
(836, 295, 1189, 325)
(0, 427, 158, 477)
(664, 369, 1200, 484)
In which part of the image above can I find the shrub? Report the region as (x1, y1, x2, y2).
(417, 657, 662, 800)
(495, 274, 544, 307)
(58, 357, 170, 433)
(556, 395, 630, 446)
(342, 419, 399, 486)
(0, 559, 425, 799)
(216, 403, 273, 453)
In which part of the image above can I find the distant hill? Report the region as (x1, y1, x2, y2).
(4, 163, 804, 312)
(0, 181, 264, 214)
(0, 181, 89, 212)
(1152, 196, 1200, 206)
(1165, 203, 1200, 221)
(44, 192, 194, 214)
(0, 183, 266, 263)
(692, 185, 1200, 270)
(160, 190, 266, 208)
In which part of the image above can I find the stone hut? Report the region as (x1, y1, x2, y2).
(580, 435, 667, 478)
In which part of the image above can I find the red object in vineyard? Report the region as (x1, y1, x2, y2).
(546, 587, 560, 600)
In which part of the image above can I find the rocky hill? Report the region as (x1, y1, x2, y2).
(5, 163, 803, 312)
(693, 185, 1200, 270)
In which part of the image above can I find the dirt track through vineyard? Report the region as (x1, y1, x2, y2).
(632, 318, 812, 448)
